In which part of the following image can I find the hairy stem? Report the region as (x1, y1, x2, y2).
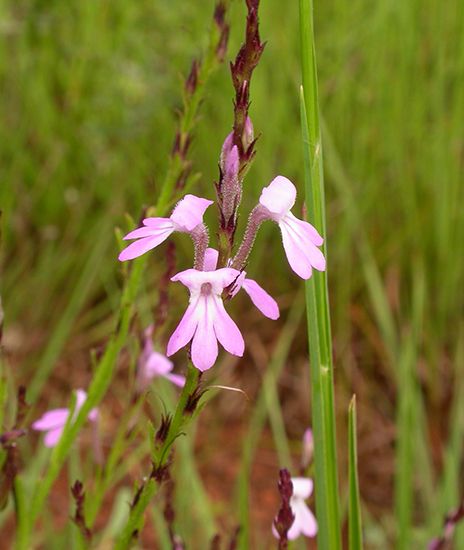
(230, 205, 268, 270)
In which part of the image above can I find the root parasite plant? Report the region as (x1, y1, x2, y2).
(2, 1, 347, 549)
(3, 0, 464, 548)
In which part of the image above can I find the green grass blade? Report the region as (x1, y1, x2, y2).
(348, 396, 363, 550)
(394, 259, 425, 549)
(299, 1, 341, 548)
(236, 295, 305, 549)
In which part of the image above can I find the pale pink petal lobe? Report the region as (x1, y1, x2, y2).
(291, 477, 313, 499)
(203, 248, 219, 271)
(164, 373, 186, 387)
(166, 299, 200, 357)
(287, 212, 324, 247)
(43, 426, 64, 448)
(145, 352, 174, 377)
(142, 217, 174, 229)
(32, 409, 69, 431)
(279, 222, 313, 279)
(259, 176, 297, 219)
(191, 297, 218, 371)
(118, 230, 173, 261)
(242, 278, 280, 320)
(294, 501, 318, 537)
(170, 194, 213, 232)
(212, 297, 245, 357)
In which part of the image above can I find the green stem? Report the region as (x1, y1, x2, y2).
(348, 396, 363, 550)
(114, 364, 199, 550)
(299, 1, 342, 549)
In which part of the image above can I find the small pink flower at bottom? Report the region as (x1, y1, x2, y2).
(118, 194, 213, 261)
(137, 325, 185, 390)
(32, 389, 98, 448)
(259, 176, 326, 280)
(167, 267, 244, 371)
(203, 248, 279, 320)
(272, 477, 318, 541)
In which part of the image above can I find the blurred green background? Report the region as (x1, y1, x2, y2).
(1, 0, 463, 547)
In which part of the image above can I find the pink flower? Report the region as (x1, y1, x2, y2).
(259, 176, 326, 279)
(167, 267, 245, 371)
(301, 428, 314, 469)
(137, 325, 185, 389)
(204, 248, 279, 320)
(32, 389, 98, 448)
(118, 194, 213, 261)
(272, 477, 318, 541)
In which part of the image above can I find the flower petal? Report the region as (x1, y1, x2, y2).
(144, 351, 174, 377)
(32, 409, 69, 431)
(259, 176, 297, 219)
(118, 229, 173, 261)
(291, 500, 318, 538)
(191, 296, 218, 371)
(75, 389, 88, 411)
(212, 296, 245, 357)
(123, 221, 173, 241)
(164, 373, 186, 387)
(43, 426, 64, 447)
(167, 298, 200, 357)
(242, 278, 280, 320)
(203, 248, 219, 271)
(279, 216, 326, 279)
(142, 218, 175, 229)
(291, 477, 313, 499)
(170, 194, 213, 232)
(171, 267, 239, 295)
(286, 212, 323, 247)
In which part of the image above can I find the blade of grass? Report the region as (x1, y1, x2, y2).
(299, 1, 341, 548)
(236, 294, 305, 549)
(28, 218, 112, 402)
(114, 364, 199, 550)
(15, 255, 146, 550)
(348, 396, 363, 550)
(394, 259, 425, 549)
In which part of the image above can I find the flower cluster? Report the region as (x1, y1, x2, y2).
(119, 130, 325, 371)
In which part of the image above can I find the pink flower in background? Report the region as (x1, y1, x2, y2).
(32, 389, 98, 448)
(272, 477, 318, 541)
(301, 428, 314, 469)
(118, 194, 213, 261)
(204, 248, 279, 320)
(137, 325, 185, 389)
(167, 267, 244, 371)
(259, 176, 326, 279)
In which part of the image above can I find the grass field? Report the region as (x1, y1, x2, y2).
(1, 0, 463, 548)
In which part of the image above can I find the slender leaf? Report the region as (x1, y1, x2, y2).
(348, 396, 363, 550)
